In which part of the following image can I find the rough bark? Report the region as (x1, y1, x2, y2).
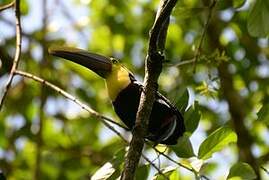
(121, 0, 178, 179)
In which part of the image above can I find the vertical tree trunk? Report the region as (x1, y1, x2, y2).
(206, 16, 260, 179)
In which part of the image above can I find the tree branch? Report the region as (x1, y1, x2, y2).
(121, 0, 178, 179)
(165, 57, 195, 67)
(0, 1, 14, 12)
(14, 70, 172, 179)
(14, 69, 199, 178)
(141, 154, 169, 180)
(14, 70, 128, 138)
(0, 0, 21, 111)
(152, 146, 192, 171)
(149, 0, 178, 52)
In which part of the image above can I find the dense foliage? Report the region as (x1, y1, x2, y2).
(0, 0, 268, 179)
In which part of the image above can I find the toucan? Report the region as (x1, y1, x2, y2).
(49, 47, 185, 145)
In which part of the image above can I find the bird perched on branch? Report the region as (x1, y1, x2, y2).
(49, 47, 185, 145)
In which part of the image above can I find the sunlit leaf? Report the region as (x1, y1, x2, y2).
(92, 148, 125, 180)
(227, 162, 257, 180)
(176, 89, 189, 113)
(169, 170, 181, 180)
(180, 157, 204, 173)
(91, 162, 116, 180)
(198, 127, 237, 160)
(170, 134, 195, 158)
(232, 0, 246, 9)
(154, 144, 167, 153)
(21, 0, 29, 15)
(200, 162, 218, 175)
(257, 104, 269, 126)
(153, 166, 177, 180)
(184, 101, 200, 134)
(189, 157, 204, 172)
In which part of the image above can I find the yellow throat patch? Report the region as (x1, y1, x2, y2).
(105, 64, 131, 101)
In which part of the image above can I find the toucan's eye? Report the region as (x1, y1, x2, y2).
(111, 58, 118, 64)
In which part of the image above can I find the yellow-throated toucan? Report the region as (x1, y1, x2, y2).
(49, 47, 185, 145)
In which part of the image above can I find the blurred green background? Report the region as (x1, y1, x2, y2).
(0, 0, 268, 179)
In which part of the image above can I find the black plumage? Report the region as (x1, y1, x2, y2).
(113, 81, 185, 145)
(49, 47, 185, 145)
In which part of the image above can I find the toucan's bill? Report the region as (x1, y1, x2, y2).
(49, 47, 112, 78)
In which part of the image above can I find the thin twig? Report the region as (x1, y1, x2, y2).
(153, 146, 211, 179)
(152, 146, 193, 171)
(193, 0, 217, 73)
(141, 154, 169, 180)
(14, 70, 129, 135)
(0, 1, 14, 12)
(14, 70, 170, 179)
(0, 0, 22, 111)
(201, 175, 211, 180)
(14, 70, 198, 178)
(261, 166, 269, 176)
(165, 58, 195, 67)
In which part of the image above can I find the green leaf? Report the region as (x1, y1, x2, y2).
(198, 127, 237, 160)
(176, 89, 189, 113)
(180, 157, 204, 173)
(92, 148, 125, 180)
(153, 166, 177, 180)
(189, 157, 204, 172)
(135, 164, 150, 180)
(233, 0, 246, 9)
(169, 170, 181, 180)
(227, 162, 257, 180)
(21, 0, 29, 15)
(257, 104, 269, 126)
(170, 134, 195, 158)
(91, 162, 116, 180)
(184, 101, 200, 134)
(111, 148, 126, 167)
(218, 0, 246, 10)
(247, 0, 269, 37)
(200, 162, 218, 174)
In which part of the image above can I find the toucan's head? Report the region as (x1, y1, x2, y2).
(49, 47, 134, 101)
